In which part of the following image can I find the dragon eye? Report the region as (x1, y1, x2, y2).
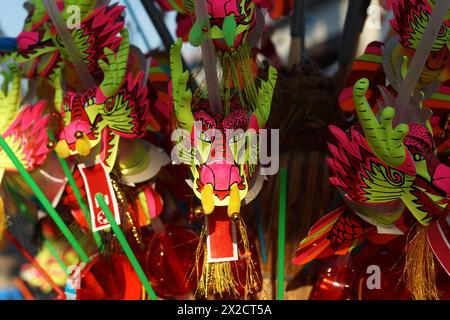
(46, 141, 56, 149)
(74, 131, 84, 139)
(413, 154, 424, 161)
(84, 97, 95, 107)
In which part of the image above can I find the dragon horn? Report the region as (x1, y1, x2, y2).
(115, 29, 130, 89)
(253, 66, 278, 128)
(99, 29, 130, 99)
(353, 78, 409, 167)
(353, 79, 387, 160)
(5, 64, 20, 110)
(223, 15, 238, 48)
(50, 63, 63, 110)
(170, 39, 194, 131)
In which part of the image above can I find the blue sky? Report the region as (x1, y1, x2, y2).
(0, 1, 28, 36)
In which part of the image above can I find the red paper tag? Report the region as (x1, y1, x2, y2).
(205, 207, 238, 263)
(78, 161, 120, 232)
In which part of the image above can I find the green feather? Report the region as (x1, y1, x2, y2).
(188, 20, 207, 47)
(223, 15, 237, 48)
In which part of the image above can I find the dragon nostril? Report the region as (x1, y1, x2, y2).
(74, 131, 84, 139)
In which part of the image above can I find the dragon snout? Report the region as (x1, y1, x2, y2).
(198, 161, 245, 221)
(54, 140, 71, 158)
(200, 183, 242, 222)
(73, 131, 92, 157)
(51, 130, 92, 159)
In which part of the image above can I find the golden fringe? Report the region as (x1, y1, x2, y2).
(193, 225, 238, 298)
(236, 219, 261, 299)
(110, 174, 142, 249)
(219, 45, 258, 115)
(192, 219, 261, 299)
(404, 224, 439, 300)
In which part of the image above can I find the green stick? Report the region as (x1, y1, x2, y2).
(277, 168, 287, 300)
(0, 135, 90, 263)
(47, 130, 102, 249)
(95, 193, 158, 300)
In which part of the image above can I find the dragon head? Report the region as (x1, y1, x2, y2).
(170, 39, 276, 219)
(390, 0, 450, 88)
(350, 78, 450, 225)
(52, 30, 151, 171)
(175, 97, 271, 220)
(193, 102, 258, 207)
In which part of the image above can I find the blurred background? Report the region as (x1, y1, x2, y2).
(0, 0, 391, 71)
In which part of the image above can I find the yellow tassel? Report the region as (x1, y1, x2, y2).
(111, 177, 142, 248)
(219, 45, 258, 115)
(404, 224, 439, 300)
(236, 219, 261, 299)
(192, 219, 261, 299)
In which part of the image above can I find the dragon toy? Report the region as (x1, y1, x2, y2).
(169, 37, 277, 298)
(294, 78, 450, 300)
(48, 29, 169, 248)
(339, 0, 450, 155)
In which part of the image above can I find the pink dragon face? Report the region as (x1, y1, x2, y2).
(189, 105, 260, 206)
(404, 123, 450, 197)
(57, 88, 100, 156)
